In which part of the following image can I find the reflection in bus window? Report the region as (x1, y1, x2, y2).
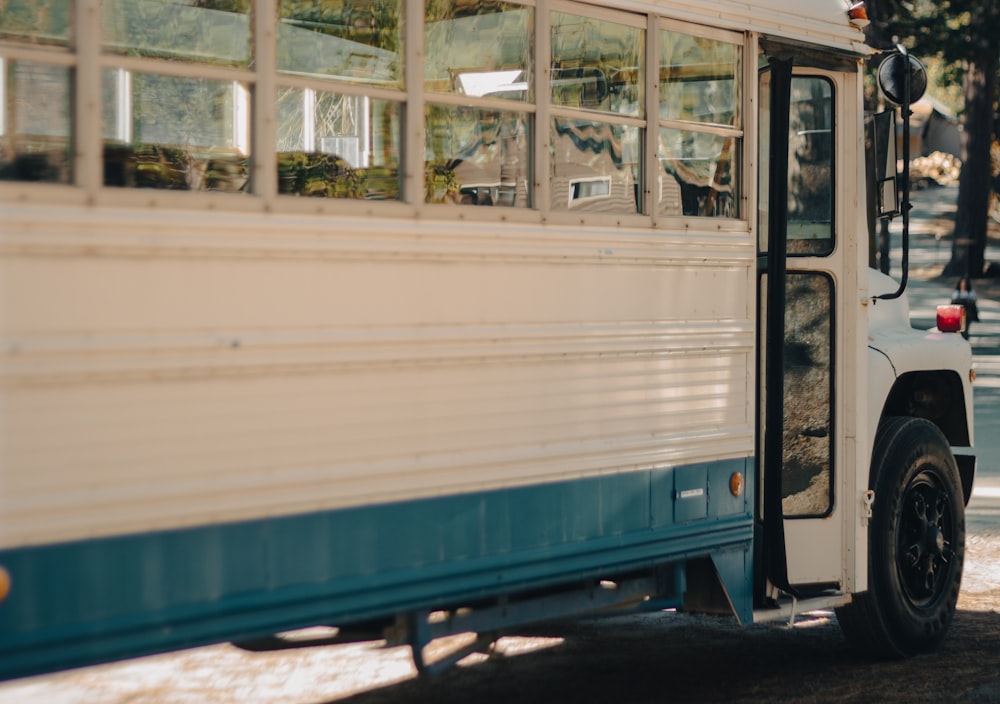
(423, 1, 533, 207)
(551, 12, 643, 116)
(658, 29, 742, 218)
(425, 105, 530, 206)
(787, 77, 834, 255)
(0, 0, 752, 224)
(277, 88, 402, 200)
(659, 31, 740, 127)
(278, 0, 402, 87)
(550, 11, 643, 214)
(659, 128, 737, 218)
(102, 72, 250, 192)
(551, 118, 640, 213)
(0, 60, 72, 183)
(0, 0, 71, 45)
(103, 0, 251, 68)
(782, 272, 833, 517)
(425, 0, 533, 101)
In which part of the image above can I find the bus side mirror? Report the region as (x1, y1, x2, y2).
(872, 51, 927, 221)
(872, 109, 898, 219)
(877, 52, 927, 106)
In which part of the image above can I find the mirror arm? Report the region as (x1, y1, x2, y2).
(875, 46, 915, 302)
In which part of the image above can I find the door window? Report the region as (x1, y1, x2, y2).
(781, 272, 834, 517)
(759, 75, 835, 255)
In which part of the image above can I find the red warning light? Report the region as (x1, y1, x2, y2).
(936, 304, 966, 333)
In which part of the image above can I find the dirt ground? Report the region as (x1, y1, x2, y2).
(333, 537, 1000, 704)
(2, 535, 996, 704)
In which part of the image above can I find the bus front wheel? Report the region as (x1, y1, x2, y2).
(836, 416, 965, 657)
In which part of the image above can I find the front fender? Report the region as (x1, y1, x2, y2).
(868, 306, 975, 502)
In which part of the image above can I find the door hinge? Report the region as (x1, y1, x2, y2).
(861, 490, 875, 527)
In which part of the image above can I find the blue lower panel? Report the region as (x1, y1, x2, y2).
(0, 458, 753, 680)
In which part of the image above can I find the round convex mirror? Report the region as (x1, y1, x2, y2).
(877, 52, 927, 106)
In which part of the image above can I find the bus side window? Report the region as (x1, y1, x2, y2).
(549, 10, 644, 215)
(276, 0, 405, 201)
(424, 1, 533, 208)
(0, 60, 72, 184)
(0, 2, 73, 184)
(658, 28, 743, 219)
(100, 1, 254, 194)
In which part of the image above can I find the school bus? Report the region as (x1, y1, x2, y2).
(0, 0, 975, 679)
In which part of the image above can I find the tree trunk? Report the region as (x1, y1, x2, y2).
(944, 54, 998, 278)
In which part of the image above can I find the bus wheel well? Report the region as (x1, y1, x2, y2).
(880, 370, 974, 502)
(881, 370, 969, 447)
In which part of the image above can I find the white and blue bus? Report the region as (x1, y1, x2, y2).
(0, 0, 976, 680)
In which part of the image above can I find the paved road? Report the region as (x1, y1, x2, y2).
(890, 184, 1000, 538)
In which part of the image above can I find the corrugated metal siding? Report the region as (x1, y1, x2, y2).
(0, 207, 755, 547)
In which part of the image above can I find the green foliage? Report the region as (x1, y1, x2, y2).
(102, 0, 251, 68)
(424, 159, 460, 203)
(277, 152, 369, 199)
(279, 0, 401, 54)
(867, 0, 998, 116)
(193, 0, 250, 11)
(0, 0, 71, 42)
(922, 56, 964, 114)
(869, 0, 999, 277)
(905, 0, 1000, 64)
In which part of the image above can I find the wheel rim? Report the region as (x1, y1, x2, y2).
(896, 468, 957, 608)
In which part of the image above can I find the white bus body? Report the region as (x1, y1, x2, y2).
(0, 0, 974, 679)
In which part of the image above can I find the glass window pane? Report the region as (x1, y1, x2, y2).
(277, 88, 402, 200)
(425, 105, 530, 207)
(659, 31, 740, 128)
(102, 72, 250, 193)
(551, 118, 640, 214)
(551, 12, 643, 117)
(0, 0, 71, 44)
(782, 272, 833, 517)
(424, 0, 532, 102)
(788, 77, 834, 255)
(278, 0, 402, 88)
(102, 0, 251, 68)
(0, 60, 72, 183)
(659, 128, 739, 217)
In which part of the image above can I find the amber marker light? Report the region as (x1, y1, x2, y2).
(730, 472, 745, 497)
(936, 304, 966, 333)
(847, 1, 870, 27)
(0, 565, 10, 603)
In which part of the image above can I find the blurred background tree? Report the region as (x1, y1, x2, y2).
(865, 0, 999, 278)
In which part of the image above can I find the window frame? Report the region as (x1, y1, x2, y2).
(757, 68, 838, 257)
(0, 0, 752, 232)
(545, 2, 647, 224)
(655, 19, 745, 225)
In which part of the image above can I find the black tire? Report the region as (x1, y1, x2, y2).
(836, 416, 965, 658)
